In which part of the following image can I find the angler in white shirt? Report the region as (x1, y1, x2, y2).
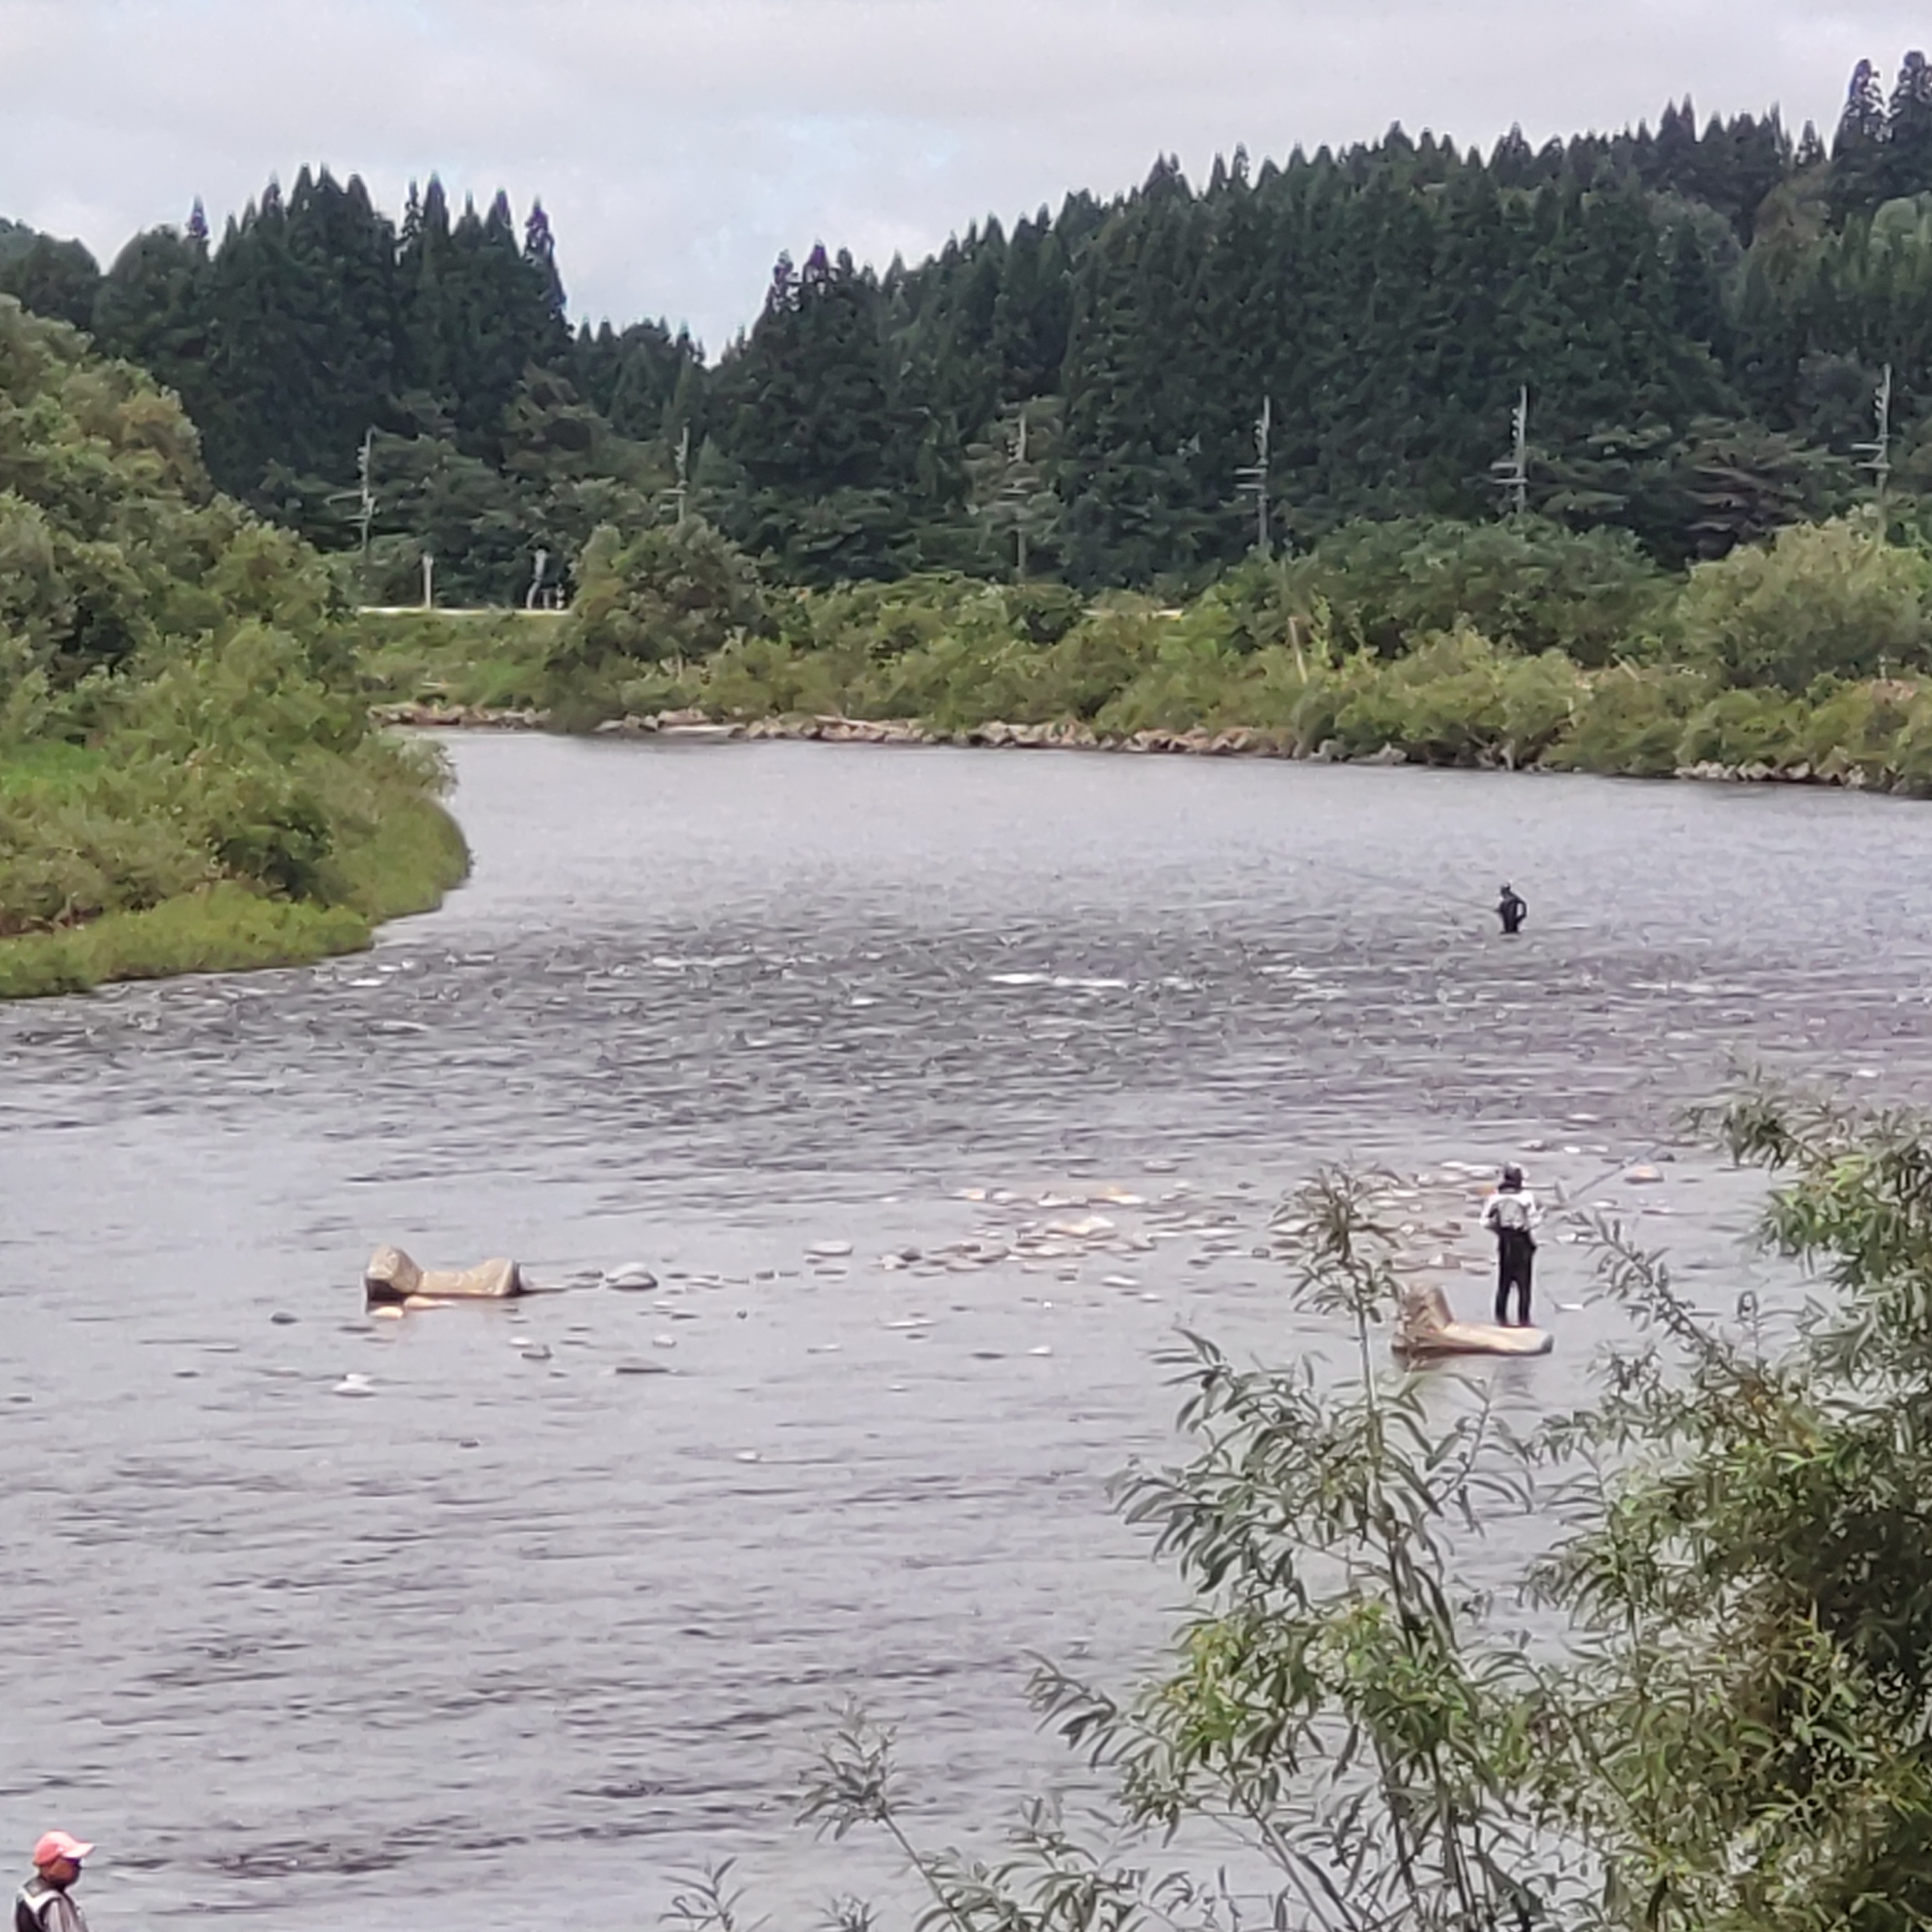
(1480, 1163, 1539, 1327)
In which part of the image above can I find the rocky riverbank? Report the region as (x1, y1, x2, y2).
(373, 700, 1899, 788)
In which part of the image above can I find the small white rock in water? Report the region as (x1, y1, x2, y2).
(735, 1449, 762, 1463)
(1102, 1274, 1138, 1289)
(604, 1264, 658, 1291)
(1046, 1215, 1115, 1240)
(807, 1342, 842, 1355)
(1624, 1165, 1665, 1185)
(332, 1373, 375, 1397)
(1029, 1344, 1054, 1357)
(652, 1335, 678, 1350)
(808, 1240, 854, 1259)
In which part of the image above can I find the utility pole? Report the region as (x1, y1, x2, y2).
(421, 551, 435, 612)
(1235, 396, 1272, 555)
(1491, 386, 1530, 517)
(671, 424, 691, 526)
(1856, 362, 1894, 506)
(526, 547, 550, 612)
(990, 406, 1048, 583)
(1009, 410, 1030, 581)
(355, 427, 377, 592)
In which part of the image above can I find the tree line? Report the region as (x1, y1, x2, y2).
(10, 54, 1932, 597)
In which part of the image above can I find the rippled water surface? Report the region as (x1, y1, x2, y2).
(7, 737, 1932, 1927)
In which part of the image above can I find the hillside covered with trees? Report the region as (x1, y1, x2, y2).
(10, 54, 1932, 601)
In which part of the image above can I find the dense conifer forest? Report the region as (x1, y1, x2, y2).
(7, 54, 1932, 602)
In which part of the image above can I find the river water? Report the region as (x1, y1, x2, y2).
(6, 737, 1932, 1928)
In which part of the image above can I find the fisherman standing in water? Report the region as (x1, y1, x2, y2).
(1480, 1164, 1538, 1327)
(1496, 882, 1527, 935)
(16, 1832, 93, 1932)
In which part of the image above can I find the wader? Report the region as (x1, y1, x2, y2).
(1495, 1228, 1534, 1327)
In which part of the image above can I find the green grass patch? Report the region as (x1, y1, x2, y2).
(353, 609, 563, 710)
(0, 741, 105, 799)
(0, 791, 469, 1001)
(0, 885, 374, 999)
(328, 792, 472, 923)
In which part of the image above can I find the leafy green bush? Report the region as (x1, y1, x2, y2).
(1546, 663, 1711, 776)
(1793, 679, 1915, 780)
(772, 572, 991, 659)
(1275, 514, 1671, 665)
(551, 517, 767, 676)
(1676, 516, 1932, 691)
(702, 633, 861, 720)
(1881, 687, 1932, 795)
(1004, 581, 1085, 644)
(1674, 687, 1806, 767)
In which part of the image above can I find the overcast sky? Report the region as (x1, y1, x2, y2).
(0, 2, 1926, 351)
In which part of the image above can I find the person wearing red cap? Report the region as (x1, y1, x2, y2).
(15, 1833, 93, 1932)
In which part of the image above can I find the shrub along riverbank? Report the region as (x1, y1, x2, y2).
(0, 299, 467, 1000)
(360, 510, 1932, 795)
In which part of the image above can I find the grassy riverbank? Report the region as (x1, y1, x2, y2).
(0, 786, 467, 1000)
(353, 607, 564, 712)
(0, 299, 468, 1001)
(357, 514, 1932, 794)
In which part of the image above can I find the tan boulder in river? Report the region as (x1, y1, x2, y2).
(1393, 1282, 1553, 1360)
(364, 1245, 523, 1307)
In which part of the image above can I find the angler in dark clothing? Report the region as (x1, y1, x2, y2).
(1496, 883, 1527, 935)
(16, 1833, 92, 1932)
(1480, 1164, 1538, 1327)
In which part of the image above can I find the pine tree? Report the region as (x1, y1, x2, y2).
(712, 245, 914, 580)
(1882, 51, 1932, 200)
(0, 233, 101, 329)
(1832, 58, 1890, 213)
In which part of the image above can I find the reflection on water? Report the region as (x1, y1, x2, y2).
(4, 738, 1932, 1926)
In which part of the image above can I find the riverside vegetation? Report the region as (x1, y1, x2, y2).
(0, 299, 466, 1000)
(364, 509, 1932, 794)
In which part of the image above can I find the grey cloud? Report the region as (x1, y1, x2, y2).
(0, 0, 1926, 349)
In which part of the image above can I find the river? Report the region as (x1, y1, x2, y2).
(5, 737, 1932, 1928)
